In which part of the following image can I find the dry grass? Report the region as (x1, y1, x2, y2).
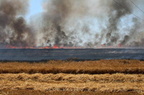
(0, 73, 144, 94)
(0, 90, 139, 95)
(0, 73, 144, 83)
(0, 60, 143, 74)
(0, 60, 144, 94)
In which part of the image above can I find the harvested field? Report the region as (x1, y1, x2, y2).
(0, 73, 144, 94)
(0, 60, 144, 95)
(0, 60, 144, 74)
(0, 90, 140, 95)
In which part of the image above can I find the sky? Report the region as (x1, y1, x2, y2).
(26, 0, 43, 20)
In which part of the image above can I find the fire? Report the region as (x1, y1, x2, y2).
(4, 44, 124, 49)
(53, 45, 59, 49)
(4, 45, 83, 49)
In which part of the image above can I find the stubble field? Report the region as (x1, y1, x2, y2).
(0, 60, 144, 95)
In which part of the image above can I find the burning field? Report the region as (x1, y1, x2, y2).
(0, 60, 144, 95)
(1, 0, 144, 95)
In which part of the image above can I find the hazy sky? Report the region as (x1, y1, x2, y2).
(26, 0, 43, 20)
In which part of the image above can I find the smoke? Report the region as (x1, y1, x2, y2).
(1, 0, 144, 48)
(31, 0, 144, 47)
(0, 0, 35, 47)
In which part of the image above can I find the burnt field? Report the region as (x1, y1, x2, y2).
(0, 48, 144, 61)
(0, 60, 144, 95)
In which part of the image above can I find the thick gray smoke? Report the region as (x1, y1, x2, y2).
(32, 0, 144, 47)
(1, 0, 144, 48)
(0, 0, 35, 47)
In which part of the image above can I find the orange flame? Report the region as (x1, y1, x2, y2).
(5, 45, 83, 49)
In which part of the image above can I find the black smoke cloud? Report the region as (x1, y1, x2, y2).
(1, 0, 144, 48)
(0, 0, 35, 47)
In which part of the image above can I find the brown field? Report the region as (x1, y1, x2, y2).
(0, 90, 139, 95)
(0, 60, 144, 95)
(0, 73, 143, 95)
(0, 59, 144, 74)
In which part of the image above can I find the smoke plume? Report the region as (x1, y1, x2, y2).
(1, 0, 144, 48)
(0, 0, 35, 47)
(32, 0, 144, 47)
